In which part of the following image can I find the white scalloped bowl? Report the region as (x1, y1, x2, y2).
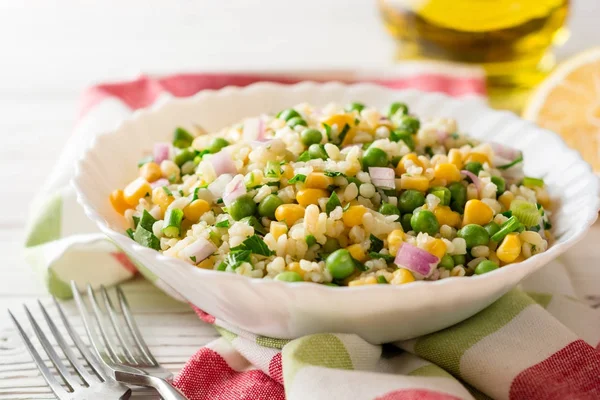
(73, 82, 599, 343)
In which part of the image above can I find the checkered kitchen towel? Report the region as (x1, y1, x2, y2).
(23, 66, 600, 399)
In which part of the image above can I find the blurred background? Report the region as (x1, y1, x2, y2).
(0, 0, 598, 293)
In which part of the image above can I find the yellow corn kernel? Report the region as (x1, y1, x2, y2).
(347, 244, 367, 262)
(151, 186, 174, 212)
(281, 164, 295, 180)
(296, 188, 329, 207)
(387, 229, 405, 256)
(270, 221, 288, 240)
(395, 153, 423, 175)
(462, 199, 494, 226)
(342, 205, 367, 227)
(464, 152, 490, 165)
(305, 172, 334, 189)
(348, 279, 365, 287)
(275, 204, 306, 227)
(109, 190, 131, 215)
(433, 206, 461, 228)
(498, 191, 514, 211)
(183, 199, 211, 223)
(197, 258, 213, 269)
(429, 178, 447, 187)
(448, 149, 463, 169)
(391, 268, 415, 285)
(322, 114, 357, 145)
(423, 238, 447, 260)
(139, 162, 162, 183)
(433, 163, 461, 183)
(287, 262, 305, 278)
(496, 233, 521, 263)
(124, 177, 152, 206)
(364, 276, 378, 285)
(534, 187, 551, 209)
(400, 175, 429, 192)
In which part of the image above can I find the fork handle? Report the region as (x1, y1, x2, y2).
(152, 378, 189, 400)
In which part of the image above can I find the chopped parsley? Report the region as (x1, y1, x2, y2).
(338, 123, 351, 144)
(369, 234, 384, 253)
(424, 146, 434, 157)
(450, 132, 460, 139)
(231, 235, 274, 256)
(377, 275, 389, 284)
(126, 228, 134, 239)
(162, 186, 173, 196)
(239, 216, 267, 236)
(369, 252, 394, 262)
(324, 171, 346, 177)
(216, 198, 224, 204)
(288, 174, 307, 184)
(323, 123, 332, 141)
(192, 187, 201, 201)
(325, 191, 341, 214)
(224, 250, 252, 270)
(217, 262, 227, 271)
(354, 117, 360, 126)
(132, 215, 140, 229)
(179, 190, 184, 197)
(190, 256, 197, 263)
(352, 256, 368, 272)
(215, 220, 230, 228)
(544, 220, 553, 230)
(139, 210, 157, 231)
(297, 151, 311, 162)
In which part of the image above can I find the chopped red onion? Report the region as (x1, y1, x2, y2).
(153, 142, 172, 165)
(223, 175, 247, 207)
(461, 170, 481, 193)
(150, 178, 169, 189)
(181, 238, 217, 264)
(209, 150, 237, 176)
(243, 117, 265, 141)
(436, 129, 449, 142)
(208, 174, 233, 198)
(250, 139, 274, 149)
(394, 242, 439, 276)
(369, 167, 395, 189)
(490, 142, 520, 161)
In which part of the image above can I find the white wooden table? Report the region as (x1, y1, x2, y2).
(0, 1, 597, 398)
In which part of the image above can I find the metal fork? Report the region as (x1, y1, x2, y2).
(71, 282, 188, 400)
(8, 299, 132, 400)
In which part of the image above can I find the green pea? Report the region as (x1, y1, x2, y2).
(362, 147, 388, 169)
(258, 194, 283, 219)
(379, 202, 400, 216)
(301, 128, 323, 146)
(362, 142, 372, 150)
(323, 238, 340, 253)
(491, 176, 506, 196)
(308, 144, 328, 160)
(452, 254, 466, 265)
(410, 210, 439, 236)
(208, 137, 230, 154)
(401, 213, 413, 232)
(394, 115, 420, 134)
(457, 224, 490, 248)
(448, 182, 467, 213)
(174, 149, 196, 167)
(386, 102, 409, 118)
(277, 109, 301, 121)
(484, 221, 501, 238)
(390, 130, 415, 150)
(428, 186, 451, 206)
(474, 260, 499, 275)
(345, 102, 365, 112)
(326, 249, 356, 280)
(439, 254, 455, 270)
(464, 162, 483, 179)
(274, 271, 304, 282)
(228, 195, 257, 221)
(398, 190, 425, 213)
(287, 117, 307, 128)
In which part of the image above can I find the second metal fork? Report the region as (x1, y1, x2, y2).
(71, 281, 188, 400)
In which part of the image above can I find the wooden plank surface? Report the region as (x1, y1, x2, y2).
(0, 0, 598, 397)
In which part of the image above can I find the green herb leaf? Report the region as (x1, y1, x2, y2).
(450, 132, 460, 139)
(297, 151, 311, 162)
(323, 123, 332, 141)
(369, 252, 394, 262)
(351, 256, 367, 272)
(192, 187, 201, 201)
(498, 154, 523, 170)
(126, 228, 134, 239)
(239, 216, 267, 236)
(162, 186, 173, 196)
(179, 190, 185, 196)
(139, 210, 157, 231)
(173, 127, 194, 149)
(424, 146, 434, 157)
(306, 235, 317, 247)
(343, 203, 351, 212)
(338, 123, 350, 144)
(369, 234, 383, 253)
(231, 235, 274, 256)
(288, 174, 307, 184)
(324, 171, 346, 177)
(190, 256, 197, 263)
(132, 216, 140, 229)
(377, 275, 389, 284)
(133, 225, 160, 250)
(326, 191, 341, 215)
(215, 220, 230, 228)
(225, 250, 252, 270)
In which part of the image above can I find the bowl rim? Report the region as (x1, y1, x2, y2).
(72, 81, 600, 295)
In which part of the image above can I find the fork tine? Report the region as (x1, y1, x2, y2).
(52, 296, 110, 381)
(8, 310, 70, 399)
(116, 285, 157, 365)
(86, 284, 126, 364)
(38, 300, 98, 385)
(99, 285, 137, 364)
(23, 305, 81, 391)
(71, 281, 118, 365)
